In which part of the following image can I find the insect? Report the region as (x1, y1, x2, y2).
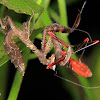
(0, 1, 99, 78)
(0, 11, 57, 76)
(46, 34, 99, 77)
(41, 1, 99, 77)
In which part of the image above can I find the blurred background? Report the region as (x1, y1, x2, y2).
(0, 0, 100, 100)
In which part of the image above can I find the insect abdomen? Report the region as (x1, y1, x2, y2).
(3, 33, 25, 76)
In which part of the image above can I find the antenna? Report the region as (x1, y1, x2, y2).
(54, 74, 100, 89)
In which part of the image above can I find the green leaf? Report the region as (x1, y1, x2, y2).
(0, 33, 10, 67)
(0, 0, 43, 15)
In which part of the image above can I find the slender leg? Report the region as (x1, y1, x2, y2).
(46, 46, 71, 69)
(72, 1, 87, 29)
(46, 38, 99, 69)
(30, 9, 44, 34)
(22, 15, 57, 66)
(27, 10, 34, 38)
(42, 1, 90, 55)
(21, 12, 57, 66)
(48, 31, 70, 48)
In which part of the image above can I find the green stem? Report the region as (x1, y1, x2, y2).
(0, 62, 9, 100)
(7, 72, 23, 100)
(57, 0, 68, 26)
(48, 7, 60, 23)
(7, 48, 31, 100)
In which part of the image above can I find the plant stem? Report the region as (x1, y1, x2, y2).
(7, 48, 31, 100)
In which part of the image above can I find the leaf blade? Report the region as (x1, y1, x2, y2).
(0, 0, 43, 15)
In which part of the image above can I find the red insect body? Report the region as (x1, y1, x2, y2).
(62, 50, 92, 77)
(70, 58, 92, 77)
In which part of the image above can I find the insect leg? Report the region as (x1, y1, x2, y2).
(48, 31, 70, 48)
(46, 46, 72, 69)
(72, 1, 87, 29)
(30, 9, 44, 34)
